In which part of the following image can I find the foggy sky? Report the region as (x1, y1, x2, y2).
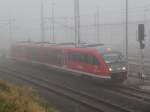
(0, 0, 150, 49)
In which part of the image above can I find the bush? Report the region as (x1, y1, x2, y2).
(0, 80, 59, 112)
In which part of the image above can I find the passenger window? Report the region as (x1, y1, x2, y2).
(79, 53, 85, 62)
(68, 52, 99, 66)
(87, 55, 99, 66)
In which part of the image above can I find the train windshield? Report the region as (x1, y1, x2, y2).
(101, 52, 125, 64)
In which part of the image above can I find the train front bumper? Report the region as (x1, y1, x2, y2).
(110, 72, 127, 82)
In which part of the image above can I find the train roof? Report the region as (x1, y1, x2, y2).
(13, 42, 116, 54)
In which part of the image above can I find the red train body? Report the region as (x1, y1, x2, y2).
(11, 43, 127, 82)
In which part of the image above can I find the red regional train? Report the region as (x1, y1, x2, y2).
(11, 42, 127, 83)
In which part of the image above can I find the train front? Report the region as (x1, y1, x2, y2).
(98, 47, 127, 82)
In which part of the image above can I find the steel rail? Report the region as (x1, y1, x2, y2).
(0, 66, 132, 112)
(0, 61, 150, 111)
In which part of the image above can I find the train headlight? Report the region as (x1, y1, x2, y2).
(122, 67, 126, 71)
(109, 68, 112, 72)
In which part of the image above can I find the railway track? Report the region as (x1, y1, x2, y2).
(0, 61, 150, 111)
(129, 63, 150, 80)
(111, 85, 150, 103)
(0, 65, 132, 112)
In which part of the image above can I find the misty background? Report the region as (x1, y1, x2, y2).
(0, 0, 150, 57)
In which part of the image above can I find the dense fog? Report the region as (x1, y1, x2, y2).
(0, 0, 150, 57)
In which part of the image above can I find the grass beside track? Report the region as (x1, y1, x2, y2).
(0, 79, 59, 112)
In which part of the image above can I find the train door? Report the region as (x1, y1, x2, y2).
(89, 55, 101, 75)
(68, 52, 92, 73)
(67, 51, 81, 70)
(82, 54, 100, 74)
(61, 50, 67, 68)
(67, 51, 100, 74)
(57, 50, 64, 67)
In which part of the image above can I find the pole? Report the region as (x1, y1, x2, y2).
(125, 0, 129, 75)
(139, 47, 145, 82)
(9, 19, 12, 44)
(65, 17, 69, 41)
(144, 6, 149, 46)
(138, 24, 145, 82)
(41, 1, 45, 42)
(74, 0, 77, 47)
(96, 8, 100, 43)
(138, 8, 147, 82)
(52, 0, 55, 43)
(8, 18, 15, 45)
(74, 0, 80, 47)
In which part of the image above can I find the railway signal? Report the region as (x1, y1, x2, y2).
(138, 24, 145, 49)
(137, 24, 145, 82)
